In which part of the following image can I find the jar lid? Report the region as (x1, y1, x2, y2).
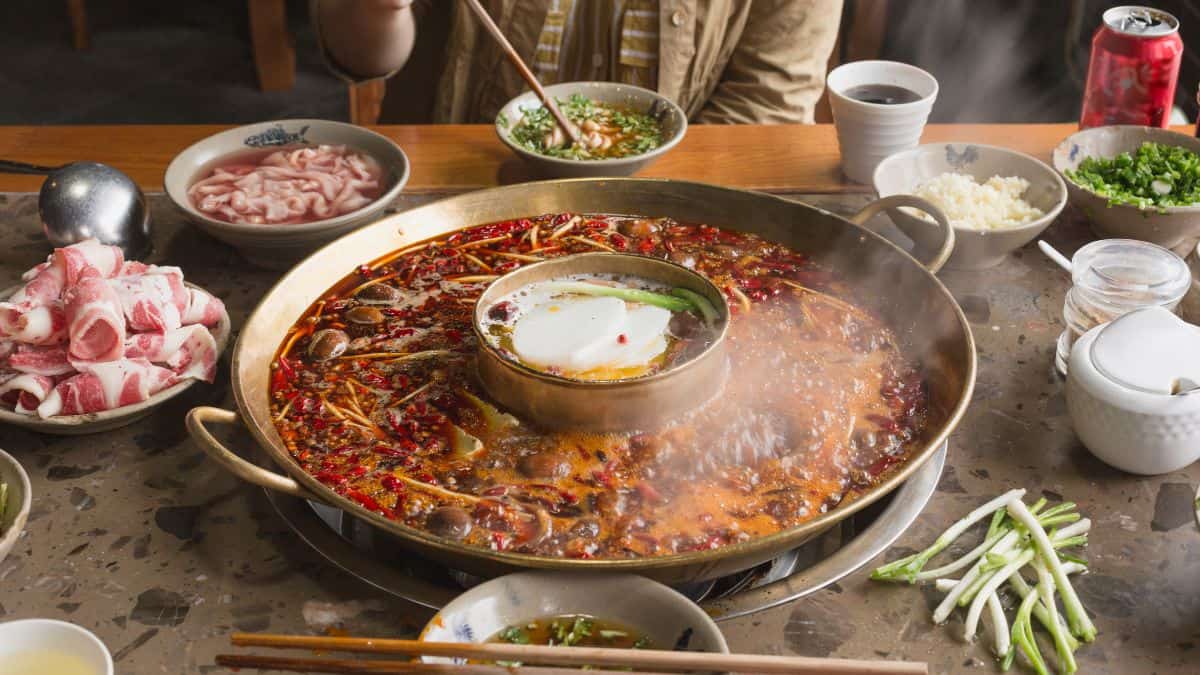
(1090, 306, 1200, 394)
(1072, 239, 1191, 306)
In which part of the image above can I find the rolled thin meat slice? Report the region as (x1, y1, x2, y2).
(124, 324, 218, 382)
(0, 371, 56, 415)
(2, 239, 123, 336)
(6, 259, 66, 306)
(0, 262, 67, 336)
(118, 260, 150, 276)
(0, 339, 13, 360)
(181, 288, 226, 327)
(37, 358, 177, 418)
(1, 302, 67, 345)
(65, 271, 126, 362)
(54, 238, 124, 285)
(7, 343, 74, 376)
(108, 266, 189, 332)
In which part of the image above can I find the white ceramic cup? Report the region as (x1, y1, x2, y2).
(0, 619, 114, 675)
(827, 60, 939, 184)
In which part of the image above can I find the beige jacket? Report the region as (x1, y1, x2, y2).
(433, 0, 842, 124)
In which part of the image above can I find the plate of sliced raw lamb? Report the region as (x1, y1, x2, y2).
(0, 239, 229, 434)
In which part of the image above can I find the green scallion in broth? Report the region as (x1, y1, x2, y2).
(478, 615, 652, 667)
(509, 94, 664, 160)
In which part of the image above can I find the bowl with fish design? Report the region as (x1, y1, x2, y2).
(875, 143, 1066, 270)
(165, 119, 410, 270)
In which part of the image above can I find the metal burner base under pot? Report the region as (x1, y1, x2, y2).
(260, 444, 945, 621)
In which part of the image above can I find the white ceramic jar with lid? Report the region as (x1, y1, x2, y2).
(1066, 306, 1200, 475)
(1054, 238, 1190, 375)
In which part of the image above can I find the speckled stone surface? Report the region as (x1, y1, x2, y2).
(1, 191, 1197, 674)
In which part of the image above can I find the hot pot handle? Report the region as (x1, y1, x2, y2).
(849, 195, 955, 274)
(186, 406, 318, 500)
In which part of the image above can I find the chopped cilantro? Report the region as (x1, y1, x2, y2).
(508, 94, 663, 160)
(498, 626, 530, 644)
(1066, 141, 1200, 209)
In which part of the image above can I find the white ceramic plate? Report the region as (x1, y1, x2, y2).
(0, 447, 31, 564)
(0, 282, 231, 435)
(419, 571, 727, 663)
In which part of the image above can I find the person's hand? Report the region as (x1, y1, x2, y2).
(316, 0, 418, 80)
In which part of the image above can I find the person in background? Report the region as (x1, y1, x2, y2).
(313, 0, 844, 125)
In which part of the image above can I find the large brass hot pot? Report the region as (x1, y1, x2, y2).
(187, 179, 974, 584)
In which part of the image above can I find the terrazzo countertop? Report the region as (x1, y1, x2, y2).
(1, 192, 1197, 674)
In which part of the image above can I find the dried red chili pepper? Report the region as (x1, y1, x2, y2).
(635, 481, 666, 505)
(866, 414, 901, 434)
(380, 475, 406, 494)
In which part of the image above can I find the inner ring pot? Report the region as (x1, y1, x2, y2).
(195, 178, 976, 585)
(473, 252, 731, 432)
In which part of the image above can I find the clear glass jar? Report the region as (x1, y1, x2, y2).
(1055, 239, 1191, 375)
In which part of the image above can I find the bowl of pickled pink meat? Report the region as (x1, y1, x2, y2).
(165, 119, 410, 269)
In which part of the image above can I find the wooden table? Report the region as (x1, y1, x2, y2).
(1, 124, 1198, 674)
(0, 122, 1168, 195)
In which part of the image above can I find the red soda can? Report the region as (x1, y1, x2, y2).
(1080, 6, 1182, 129)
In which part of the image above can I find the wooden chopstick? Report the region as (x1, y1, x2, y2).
(462, 0, 582, 147)
(230, 633, 928, 674)
(216, 654, 673, 674)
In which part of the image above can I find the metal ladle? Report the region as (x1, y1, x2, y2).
(0, 159, 151, 259)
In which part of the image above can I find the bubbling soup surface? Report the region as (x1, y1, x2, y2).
(269, 213, 930, 559)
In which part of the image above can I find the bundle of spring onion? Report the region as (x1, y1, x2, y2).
(0, 481, 7, 534)
(872, 489, 1095, 675)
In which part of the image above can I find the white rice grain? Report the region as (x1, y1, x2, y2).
(907, 173, 1044, 231)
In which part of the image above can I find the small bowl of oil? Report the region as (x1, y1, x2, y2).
(0, 619, 113, 675)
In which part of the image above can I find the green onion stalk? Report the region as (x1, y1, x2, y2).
(670, 287, 719, 325)
(913, 499, 1075, 583)
(542, 281, 696, 314)
(1011, 583, 1051, 675)
(961, 520, 1091, 644)
(1033, 558, 1078, 673)
(935, 561, 1088, 662)
(872, 489, 1026, 584)
(1007, 500, 1098, 643)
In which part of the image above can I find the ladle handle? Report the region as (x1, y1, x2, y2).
(850, 195, 955, 274)
(0, 159, 59, 175)
(186, 406, 318, 500)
